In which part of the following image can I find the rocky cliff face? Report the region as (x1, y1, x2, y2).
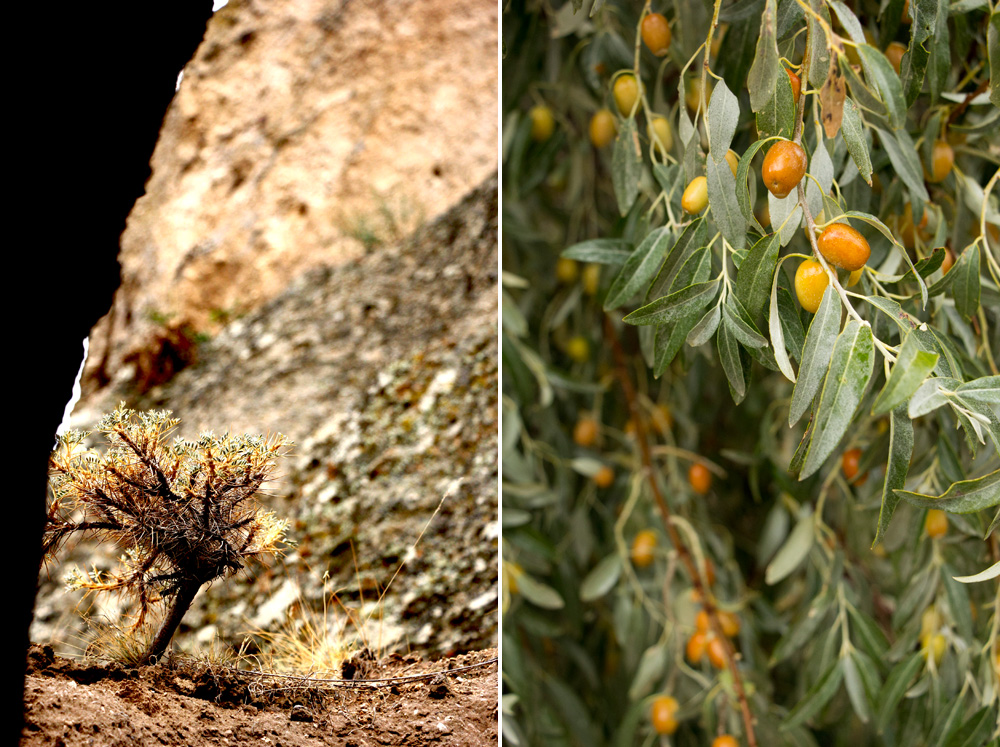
(82, 0, 498, 396)
(37, 175, 498, 660)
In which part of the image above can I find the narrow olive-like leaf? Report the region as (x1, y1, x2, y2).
(789, 285, 841, 427)
(873, 406, 914, 547)
(955, 376, 1000, 405)
(612, 117, 642, 216)
(756, 60, 796, 139)
(908, 376, 963, 418)
(800, 320, 876, 480)
(628, 644, 667, 700)
(647, 217, 708, 300)
(687, 303, 722, 347)
(872, 331, 939, 416)
(765, 507, 814, 585)
(842, 653, 872, 724)
(950, 244, 981, 320)
(839, 98, 873, 185)
(769, 189, 801, 246)
(861, 295, 920, 334)
(706, 152, 747, 251)
(516, 573, 565, 610)
(806, 0, 832, 89)
(988, 5, 999, 107)
(894, 469, 1000, 514)
(942, 706, 995, 747)
(804, 140, 834, 220)
(769, 257, 796, 382)
(562, 238, 632, 264)
(876, 653, 923, 733)
(776, 285, 806, 360)
(747, 0, 779, 113)
(735, 232, 780, 323)
(604, 227, 673, 310)
(654, 249, 713, 373)
(781, 659, 843, 731)
(856, 44, 906, 128)
(928, 691, 968, 747)
(653, 162, 682, 195)
(735, 138, 771, 231)
(708, 79, 740, 159)
(875, 127, 930, 202)
(723, 300, 769, 348)
(717, 319, 749, 403)
(580, 553, 623, 601)
(846, 605, 890, 660)
(952, 560, 1000, 584)
(941, 564, 973, 639)
(987, 507, 1000, 541)
(770, 589, 834, 665)
(624, 281, 719, 325)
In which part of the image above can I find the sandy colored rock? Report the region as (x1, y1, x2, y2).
(83, 0, 498, 395)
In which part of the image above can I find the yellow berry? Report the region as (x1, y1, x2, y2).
(713, 736, 740, 747)
(648, 115, 673, 157)
(925, 509, 948, 538)
(630, 529, 657, 568)
(566, 336, 590, 363)
(921, 632, 946, 666)
(613, 73, 640, 116)
(725, 149, 739, 177)
(556, 257, 579, 284)
(529, 105, 555, 141)
(794, 259, 830, 314)
(589, 108, 616, 148)
(582, 263, 601, 295)
(925, 139, 954, 183)
(681, 176, 709, 214)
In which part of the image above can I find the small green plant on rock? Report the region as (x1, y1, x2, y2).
(45, 404, 290, 665)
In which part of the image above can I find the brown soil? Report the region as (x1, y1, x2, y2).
(21, 644, 497, 746)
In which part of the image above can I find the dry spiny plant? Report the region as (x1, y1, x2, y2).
(44, 404, 290, 665)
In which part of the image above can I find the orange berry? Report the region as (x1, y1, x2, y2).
(630, 529, 657, 568)
(707, 635, 728, 669)
(529, 106, 555, 141)
(688, 462, 712, 494)
(593, 465, 615, 488)
(719, 610, 741, 638)
(695, 609, 710, 632)
(613, 73, 640, 116)
(573, 417, 599, 447)
(925, 509, 948, 538)
(761, 140, 808, 199)
(686, 631, 708, 663)
(899, 203, 929, 248)
(841, 447, 862, 481)
(589, 108, 617, 148)
(902, 0, 912, 23)
(940, 247, 955, 274)
(786, 68, 801, 103)
(648, 115, 673, 157)
(817, 222, 871, 271)
(885, 42, 906, 75)
(713, 736, 740, 747)
(650, 695, 680, 734)
(681, 176, 709, 214)
(925, 139, 954, 183)
(641, 13, 672, 57)
(794, 259, 830, 313)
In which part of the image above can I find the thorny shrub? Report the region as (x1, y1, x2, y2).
(501, 0, 999, 745)
(45, 405, 290, 665)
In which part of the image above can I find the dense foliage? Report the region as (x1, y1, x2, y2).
(501, 1, 1000, 744)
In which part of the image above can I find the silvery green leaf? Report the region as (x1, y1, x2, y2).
(800, 320, 876, 480)
(872, 407, 914, 548)
(765, 506, 814, 585)
(871, 331, 939, 416)
(580, 553, 623, 601)
(708, 78, 741, 159)
(789, 285, 841, 426)
(894, 469, 1000, 514)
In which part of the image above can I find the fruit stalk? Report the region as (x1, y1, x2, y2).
(604, 316, 758, 747)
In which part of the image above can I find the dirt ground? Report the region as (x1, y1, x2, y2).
(21, 644, 498, 746)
